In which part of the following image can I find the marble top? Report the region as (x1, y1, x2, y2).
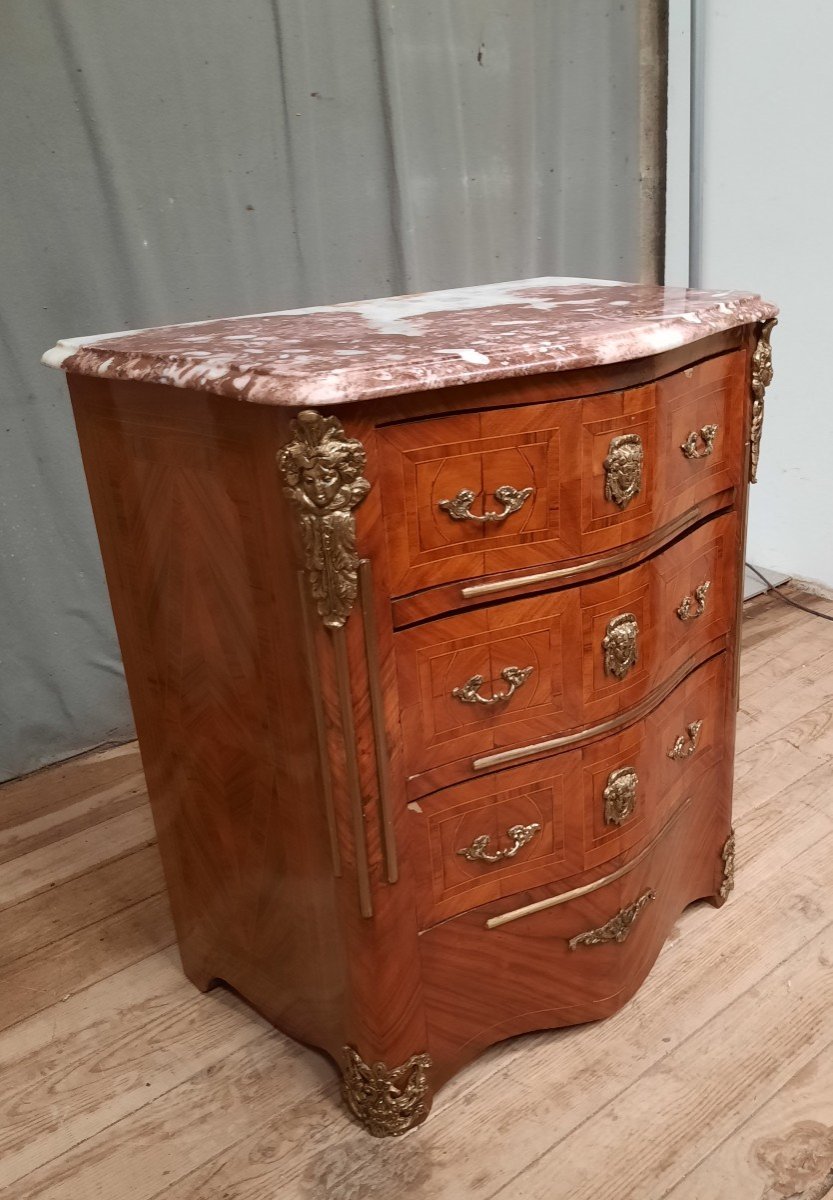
(43, 277, 777, 407)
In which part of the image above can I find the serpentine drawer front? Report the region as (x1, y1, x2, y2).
(377, 348, 746, 597)
(411, 652, 728, 927)
(46, 278, 776, 1137)
(396, 511, 736, 795)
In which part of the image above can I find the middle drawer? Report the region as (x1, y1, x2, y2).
(409, 651, 728, 928)
(396, 509, 737, 797)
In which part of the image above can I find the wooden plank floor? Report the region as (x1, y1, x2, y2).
(2, 587, 833, 1200)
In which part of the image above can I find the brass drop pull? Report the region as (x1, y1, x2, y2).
(457, 822, 541, 864)
(677, 580, 711, 621)
(438, 485, 533, 523)
(681, 423, 719, 460)
(452, 665, 533, 707)
(568, 889, 656, 950)
(667, 720, 703, 760)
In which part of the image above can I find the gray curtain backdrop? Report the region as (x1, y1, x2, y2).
(0, 0, 655, 781)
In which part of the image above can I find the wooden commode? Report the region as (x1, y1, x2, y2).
(44, 278, 778, 1137)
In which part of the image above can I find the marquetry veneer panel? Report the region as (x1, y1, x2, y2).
(397, 511, 738, 795)
(378, 350, 745, 597)
(411, 652, 728, 926)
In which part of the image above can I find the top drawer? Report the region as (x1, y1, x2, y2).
(377, 350, 746, 597)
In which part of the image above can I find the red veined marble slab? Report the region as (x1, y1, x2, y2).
(43, 276, 777, 407)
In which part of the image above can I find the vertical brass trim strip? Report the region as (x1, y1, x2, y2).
(332, 626, 373, 918)
(297, 573, 341, 877)
(359, 560, 398, 884)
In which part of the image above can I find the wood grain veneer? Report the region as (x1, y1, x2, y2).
(377, 350, 744, 598)
(8, 586, 833, 1196)
(396, 511, 737, 795)
(58, 291, 772, 1137)
(410, 653, 728, 927)
(419, 776, 727, 1089)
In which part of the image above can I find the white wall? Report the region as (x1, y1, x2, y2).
(691, 0, 833, 588)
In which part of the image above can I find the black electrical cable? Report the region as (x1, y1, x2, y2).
(745, 563, 833, 623)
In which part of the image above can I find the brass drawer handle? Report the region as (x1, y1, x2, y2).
(603, 766, 638, 826)
(602, 612, 639, 681)
(667, 719, 703, 760)
(457, 822, 541, 864)
(681, 423, 719, 459)
(568, 889, 656, 950)
(604, 433, 643, 510)
(452, 665, 533, 707)
(438, 484, 533, 524)
(677, 580, 711, 621)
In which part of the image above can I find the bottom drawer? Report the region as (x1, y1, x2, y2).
(418, 777, 728, 1083)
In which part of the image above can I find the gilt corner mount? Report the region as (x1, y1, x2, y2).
(341, 1046, 433, 1138)
(278, 410, 370, 629)
(750, 318, 777, 484)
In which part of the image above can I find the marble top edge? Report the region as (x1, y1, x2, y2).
(41, 277, 624, 361)
(42, 277, 778, 407)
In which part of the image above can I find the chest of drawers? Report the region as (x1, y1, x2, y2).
(45, 278, 777, 1138)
